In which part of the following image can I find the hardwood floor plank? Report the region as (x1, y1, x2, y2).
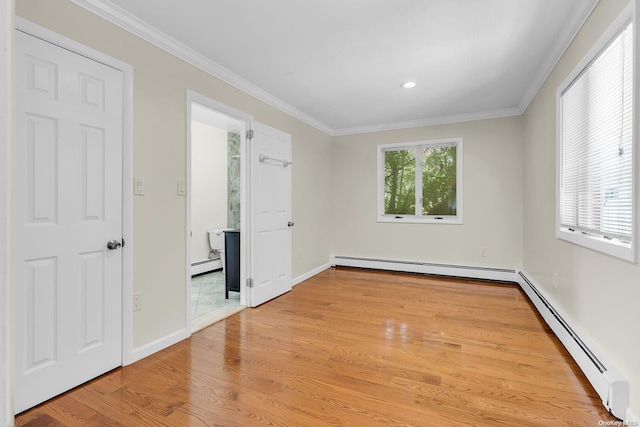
(16, 268, 618, 426)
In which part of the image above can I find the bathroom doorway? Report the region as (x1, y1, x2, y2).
(186, 93, 251, 333)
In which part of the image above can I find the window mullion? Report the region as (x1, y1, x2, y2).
(415, 149, 423, 216)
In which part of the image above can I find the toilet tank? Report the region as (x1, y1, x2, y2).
(208, 228, 231, 250)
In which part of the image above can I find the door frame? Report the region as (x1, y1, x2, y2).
(185, 91, 252, 334)
(13, 17, 135, 378)
(1, 1, 13, 425)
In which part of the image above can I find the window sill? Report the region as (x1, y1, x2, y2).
(377, 215, 463, 225)
(556, 227, 636, 263)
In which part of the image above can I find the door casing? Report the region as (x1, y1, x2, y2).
(1, 0, 13, 425)
(185, 91, 253, 334)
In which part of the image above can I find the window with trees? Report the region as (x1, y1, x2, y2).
(557, 11, 635, 262)
(377, 138, 463, 224)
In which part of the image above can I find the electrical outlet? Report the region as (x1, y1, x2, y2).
(133, 292, 142, 311)
(480, 247, 488, 257)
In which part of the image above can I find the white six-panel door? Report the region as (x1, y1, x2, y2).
(249, 123, 292, 307)
(14, 30, 123, 413)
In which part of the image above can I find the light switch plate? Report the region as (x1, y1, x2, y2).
(133, 292, 142, 311)
(177, 179, 186, 196)
(134, 176, 144, 195)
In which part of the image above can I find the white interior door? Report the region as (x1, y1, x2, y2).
(249, 122, 292, 307)
(14, 30, 123, 413)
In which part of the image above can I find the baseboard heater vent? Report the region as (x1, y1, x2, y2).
(192, 259, 214, 266)
(330, 255, 630, 420)
(191, 258, 222, 276)
(331, 255, 517, 283)
(517, 272, 628, 419)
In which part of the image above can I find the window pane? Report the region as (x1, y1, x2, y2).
(560, 22, 633, 241)
(384, 149, 415, 215)
(422, 146, 457, 216)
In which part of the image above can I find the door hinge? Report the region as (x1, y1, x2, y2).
(246, 278, 254, 288)
(246, 129, 254, 140)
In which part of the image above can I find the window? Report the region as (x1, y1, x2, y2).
(557, 11, 636, 262)
(377, 138, 463, 224)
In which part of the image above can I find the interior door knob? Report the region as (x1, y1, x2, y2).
(288, 221, 294, 227)
(107, 240, 122, 250)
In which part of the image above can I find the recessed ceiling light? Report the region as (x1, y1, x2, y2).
(401, 81, 417, 89)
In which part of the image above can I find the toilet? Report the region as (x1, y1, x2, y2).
(208, 228, 233, 274)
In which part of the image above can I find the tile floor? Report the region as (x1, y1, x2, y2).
(191, 270, 243, 332)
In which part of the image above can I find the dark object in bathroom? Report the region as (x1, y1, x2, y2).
(224, 230, 240, 299)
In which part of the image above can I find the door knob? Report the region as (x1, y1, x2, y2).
(107, 240, 122, 250)
(288, 221, 295, 227)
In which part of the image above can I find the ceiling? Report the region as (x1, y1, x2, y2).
(74, 0, 598, 135)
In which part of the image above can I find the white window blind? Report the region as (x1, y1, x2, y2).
(560, 22, 633, 244)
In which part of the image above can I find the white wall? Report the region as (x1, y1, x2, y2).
(16, 0, 333, 350)
(522, 0, 639, 414)
(331, 116, 524, 269)
(190, 121, 227, 263)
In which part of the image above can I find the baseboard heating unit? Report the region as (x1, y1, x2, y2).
(331, 255, 517, 283)
(517, 272, 628, 419)
(331, 255, 630, 420)
(191, 258, 222, 276)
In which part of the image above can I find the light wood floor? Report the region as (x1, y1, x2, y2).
(16, 267, 617, 426)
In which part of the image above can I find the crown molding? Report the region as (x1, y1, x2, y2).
(332, 107, 523, 136)
(517, 0, 600, 113)
(69, 0, 596, 138)
(69, 0, 335, 136)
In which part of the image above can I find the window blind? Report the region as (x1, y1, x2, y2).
(560, 22, 633, 243)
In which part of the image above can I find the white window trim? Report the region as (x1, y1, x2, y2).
(377, 138, 463, 224)
(555, 3, 637, 263)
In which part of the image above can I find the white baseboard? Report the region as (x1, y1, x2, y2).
(331, 255, 517, 283)
(127, 262, 331, 366)
(292, 262, 331, 286)
(123, 255, 634, 421)
(128, 328, 188, 365)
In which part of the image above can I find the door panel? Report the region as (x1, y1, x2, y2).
(79, 250, 106, 351)
(81, 126, 106, 221)
(26, 114, 57, 224)
(24, 257, 56, 372)
(14, 30, 123, 413)
(249, 122, 292, 307)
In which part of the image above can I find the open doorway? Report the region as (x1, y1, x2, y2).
(187, 94, 250, 332)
